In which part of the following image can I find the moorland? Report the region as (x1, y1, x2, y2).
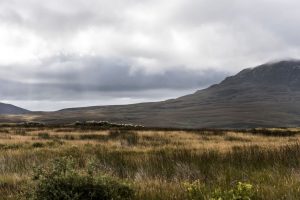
(0, 124, 300, 199)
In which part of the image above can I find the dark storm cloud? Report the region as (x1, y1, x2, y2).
(0, 55, 228, 100)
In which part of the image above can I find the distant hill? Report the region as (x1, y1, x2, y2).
(2, 60, 300, 128)
(0, 103, 30, 115)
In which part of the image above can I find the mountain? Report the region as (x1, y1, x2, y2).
(2, 60, 300, 128)
(0, 103, 30, 115)
(30, 60, 299, 128)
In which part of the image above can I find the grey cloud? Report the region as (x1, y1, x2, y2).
(1, 0, 300, 110)
(2, 0, 299, 45)
(175, 0, 300, 45)
(1, 0, 299, 68)
(0, 0, 136, 37)
(0, 55, 228, 101)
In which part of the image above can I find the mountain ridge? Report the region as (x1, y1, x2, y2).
(0, 102, 30, 115)
(1, 60, 300, 128)
(35, 60, 300, 128)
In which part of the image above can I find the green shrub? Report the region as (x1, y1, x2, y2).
(0, 143, 23, 150)
(185, 181, 255, 200)
(211, 182, 255, 200)
(31, 142, 45, 148)
(184, 180, 208, 200)
(46, 139, 65, 147)
(28, 157, 134, 200)
(37, 132, 51, 139)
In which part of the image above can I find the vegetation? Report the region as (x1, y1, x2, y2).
(184, 180, 255, 200)
(24, 157, 134, 200)
(0, 126, 299, 199)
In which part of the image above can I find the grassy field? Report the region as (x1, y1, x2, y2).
(0, 126, 300, 199)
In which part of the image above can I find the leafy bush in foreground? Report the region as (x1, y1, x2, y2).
(184, 180, 208, 200)
(211, 182, 255, 200)
(27, 157, 134, 200)
(185, 180, 255, 200)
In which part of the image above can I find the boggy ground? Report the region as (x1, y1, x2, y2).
(0, 126, 300, 199)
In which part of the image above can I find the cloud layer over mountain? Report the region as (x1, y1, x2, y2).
(1, 0, 300, 110)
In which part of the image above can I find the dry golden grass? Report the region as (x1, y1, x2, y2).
(0, 127, 299, 151)
(0, 126, 300, 199)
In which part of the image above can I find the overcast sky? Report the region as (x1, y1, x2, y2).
(1, 0, 300, 111)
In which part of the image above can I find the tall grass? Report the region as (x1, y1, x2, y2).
(0, 127, 299, 199)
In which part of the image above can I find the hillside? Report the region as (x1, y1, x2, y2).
(1, 60, 300, 128)
(27, 60, 299, 128)
(0, 102, 30, 115)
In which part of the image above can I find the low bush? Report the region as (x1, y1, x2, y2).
(184, 180, 208, 200)
(249, 128, 297, 137)
(0, 143, 23, 150)
(79, 134, 107, 141)
(52, 139, 65, 145)
(37, 132, 51, 139)
(184, 181, 255, 200)
(27, 157, 134, 200)
(31, 142, 45, 148)
(211, 182, 255, 200)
